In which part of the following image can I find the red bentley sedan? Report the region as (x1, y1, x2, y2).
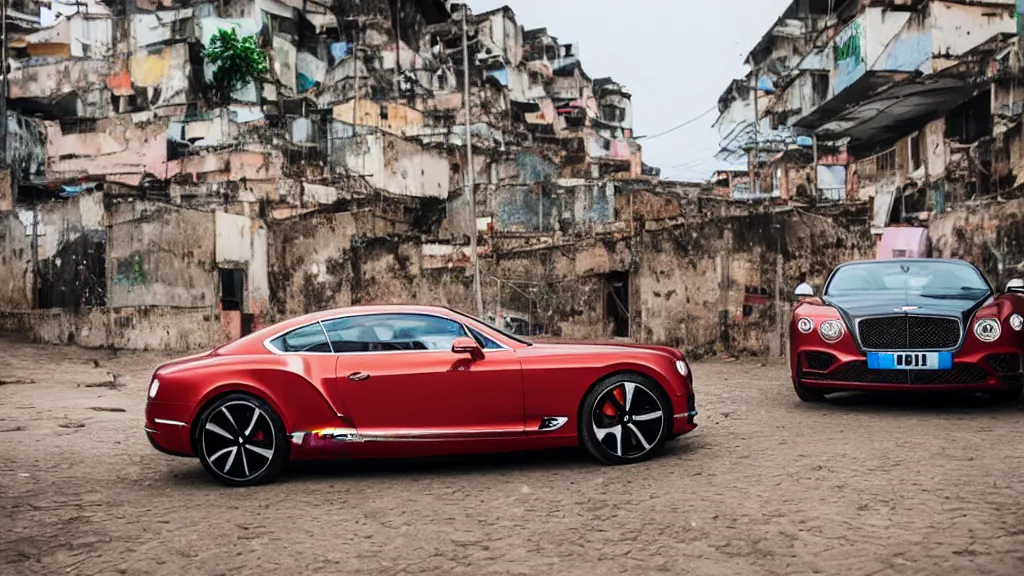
(145, 305, 697, 486)
(790, 259, 1024, 402)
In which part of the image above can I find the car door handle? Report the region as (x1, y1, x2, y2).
(347, 372, 370, 381)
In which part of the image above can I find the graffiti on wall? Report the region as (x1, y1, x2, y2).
(114, 253, 147, 286)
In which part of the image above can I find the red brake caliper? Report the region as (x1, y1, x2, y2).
(252, 430, 264, 442)
(601, 387, 626, 417)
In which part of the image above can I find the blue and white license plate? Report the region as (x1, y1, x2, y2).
(867, 352, 952, 370)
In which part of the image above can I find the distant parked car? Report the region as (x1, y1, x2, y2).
(790, 259, 1024, 403)
(145, 305, 697, 486)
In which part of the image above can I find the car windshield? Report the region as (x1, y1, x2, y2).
(449, 309, 534, 346)
(826, 261, 991, 300)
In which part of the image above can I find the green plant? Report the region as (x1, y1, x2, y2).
(203, 28, 268, 101)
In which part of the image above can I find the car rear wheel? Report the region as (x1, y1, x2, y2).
(580, 373, 671, 466)
(793, 379, 827, 402)
(195, 393, 287, 487)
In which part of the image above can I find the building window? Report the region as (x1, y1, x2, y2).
(811, 72, 829, 105)
(875, 148, 896, 175)
(909, 132, 922, 172)
(59, 118, 98, 135)
(219, 268, 244, 312)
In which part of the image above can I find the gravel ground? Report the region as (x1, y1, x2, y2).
(2, 337, 1024, 576)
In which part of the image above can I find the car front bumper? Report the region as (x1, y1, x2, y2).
(795, 347, 1023, 392)
(145, 400, 195, 457)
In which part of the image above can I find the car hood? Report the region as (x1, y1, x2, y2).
(823, 292, 991, 327)
(525, 339, 684, 360)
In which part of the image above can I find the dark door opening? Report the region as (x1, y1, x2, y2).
(604, 271, 630, 338)
(219, 268, 244, 312)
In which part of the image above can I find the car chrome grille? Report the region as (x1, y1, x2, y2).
(856, 315, 961, 350)
(802, 361, 989, 385)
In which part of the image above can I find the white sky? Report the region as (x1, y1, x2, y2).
(469, 0, 791, 181)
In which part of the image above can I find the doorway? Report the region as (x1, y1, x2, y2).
(604, 271, 630, 338)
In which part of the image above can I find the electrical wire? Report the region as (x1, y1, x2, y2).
(636, 105, 718, 141)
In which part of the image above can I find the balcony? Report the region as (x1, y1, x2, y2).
(786, 1, 1016, 136)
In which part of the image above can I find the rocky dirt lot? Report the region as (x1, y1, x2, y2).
(2, 338, 1024, 576)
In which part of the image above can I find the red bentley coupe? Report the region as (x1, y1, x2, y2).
(790, 258, 1024, 402)
(145, 305, 697, 486)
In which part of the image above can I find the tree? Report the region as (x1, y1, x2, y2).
(203, 28, 268, 103)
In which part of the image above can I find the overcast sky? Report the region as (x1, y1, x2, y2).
(469, 0, 791, 181)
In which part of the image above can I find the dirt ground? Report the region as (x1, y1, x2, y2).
(2, 338, 1024, 576)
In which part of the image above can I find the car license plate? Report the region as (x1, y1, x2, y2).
(867, 352, 952, 370)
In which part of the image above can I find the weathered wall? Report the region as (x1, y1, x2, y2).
(335, 134, 450, 199)
(0, 211, 32, 310)
(215, 212, 270, 316)
(930, 198, 1024, 286)
(0, 307, 227, 351)
(638, 210, 873, 358)
(33, 192, 107, 310)
(268, 211, 410, 317)
(107, 206, 216, 308)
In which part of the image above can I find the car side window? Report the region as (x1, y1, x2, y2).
(468, 326, 503, 350)
(269, 323, 332, 353)
(321, 314, 469, 353)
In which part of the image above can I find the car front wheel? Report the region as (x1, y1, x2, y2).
(580, 373, 672, 466)
(195, 393, 287, 487)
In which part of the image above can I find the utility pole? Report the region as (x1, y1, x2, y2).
(748, 63, 759, 198)
(393, 0, 401, 100)
(462, 7, 483, 316)
(1, 0, 8, 167)
(812, 133, 819, 200)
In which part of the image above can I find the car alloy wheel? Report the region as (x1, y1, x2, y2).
(589, 379, 666, 462)
(197, 394, 285, 486)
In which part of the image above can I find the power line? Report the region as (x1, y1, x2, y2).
(636, 105, 718, 141)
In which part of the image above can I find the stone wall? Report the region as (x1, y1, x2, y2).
(930, 198, 1024, 287)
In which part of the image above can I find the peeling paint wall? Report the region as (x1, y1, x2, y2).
(34, 192, 107, 310)
(107, 207, 216, 308)
(46, 116, 177, 183)
(930, 198, 1024, 286)
(0, 211, 33, 310)
(215, 212, 270, 317)
(334, 134, 450, 198)
(930, 1, 1016, 72)
(0, 307, 227, 351)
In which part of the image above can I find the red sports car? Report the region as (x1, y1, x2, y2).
(790, 258, 1024, 402)
(145, 305, 697, 486)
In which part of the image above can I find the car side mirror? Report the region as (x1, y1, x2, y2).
(451, 337, 484, 361)
(794, 282, 815, 297)
(1006, 278, 1024, 293)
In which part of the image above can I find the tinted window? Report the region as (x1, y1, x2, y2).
(269, 323, 332, 353)
(321, 314, 468, 353)
(448, 309, 533, 346)
(468, 325, 503, 350)
(827, 261, 990, 300)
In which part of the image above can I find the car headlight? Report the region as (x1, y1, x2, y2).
(974, 318, 1001, 342)
(1011, 314, 1024, 332)
(148, 378, 160, 399)
(796, 317, 815, 334)
(818, 320, 844, 342)
(675, 359, 689, 377)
